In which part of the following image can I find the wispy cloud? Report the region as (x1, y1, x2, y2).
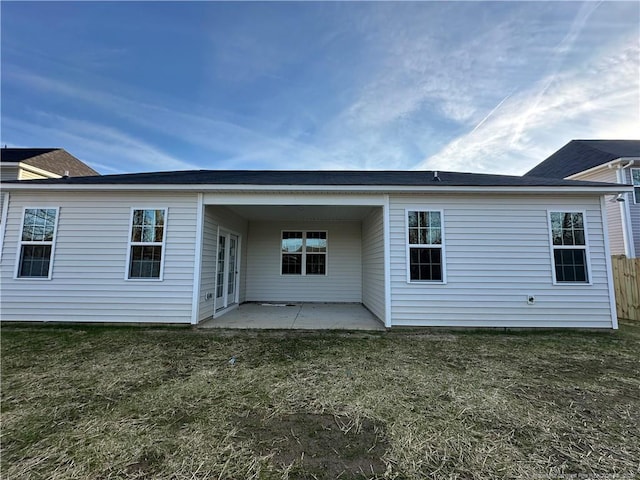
(4, 65, 391, 171)
(311, 4, 552, 170)
(2, 2, 638, 175)
(4, 114, 198, 174)
(338, 6, 526, 131)
(511, 1, 603, 145)
(416, 39, 640, 175)
(3, 68, 321, 170)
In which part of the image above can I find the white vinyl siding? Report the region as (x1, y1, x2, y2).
(1, 165, 19, 183)
(18, 169, 49, 180)
(246, 221, 362, 303)
(198, 205, 248, 321)
(0, 188, 617, 329)
(1, 166, 59, 226)
(361, 207, 385, 321)
(389, 194, 614, 328)
(571, 168, 625, 256)
(628, 169, 640, 256)
(1, 166, 18, 224)
(0, 191, 198, 323)
(198, 208, 218, 321)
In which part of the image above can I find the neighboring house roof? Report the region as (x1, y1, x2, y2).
(1, 168, 628, 191)
(0, 148, 99, 177)
(524, 140, 640, 178)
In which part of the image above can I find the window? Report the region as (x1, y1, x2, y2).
(281, 231, 327, 275)
(127, 209, 167, 279)
(549, 211, 589, 284)
(632, 168, 640, 204)
(16, 208, 58, 278)
(407, 210, 444, 282)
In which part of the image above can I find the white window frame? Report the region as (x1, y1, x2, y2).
(280, 230, 328, 276)
(125, 207, 168, 281)
(405, 208, 447, 284)
(14, 206, 60, 280)
(547, 210, 592, 286)
(631, 168, 640, 204)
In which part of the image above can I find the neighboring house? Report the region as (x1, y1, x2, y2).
(0, 169, 630, 329)
(0, 147, 99, 181)
(0, 148, 100, 221)
(525, 140, 640, 258)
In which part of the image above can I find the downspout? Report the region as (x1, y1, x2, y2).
(610, 161, 636, 258)
(601, 195, 619, 329)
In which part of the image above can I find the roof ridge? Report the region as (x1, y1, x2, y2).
(571, 140, 614, 157)
(2, 148, 99, 176)
(574, 139, 640, 155)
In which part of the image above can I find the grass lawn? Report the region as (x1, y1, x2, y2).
(2, 322, 639, 479)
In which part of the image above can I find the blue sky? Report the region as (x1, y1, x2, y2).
(2, 1, 638, 175)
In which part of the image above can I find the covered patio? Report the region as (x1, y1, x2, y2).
(199, 303, 386, 330)
(197, 192, 389, 328)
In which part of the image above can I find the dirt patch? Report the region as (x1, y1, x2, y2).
(235, 413, 388, 478)
(123, 447, 165, 476)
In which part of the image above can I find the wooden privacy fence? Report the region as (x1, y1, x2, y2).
(611, 255, 640, 322)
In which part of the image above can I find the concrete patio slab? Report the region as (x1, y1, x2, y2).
(199, 303, 385, 331)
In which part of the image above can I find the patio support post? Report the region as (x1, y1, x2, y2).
(383, 194, 392, 328)
(190, 193, 204, 325)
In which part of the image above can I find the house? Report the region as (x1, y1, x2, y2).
(0, 169, 631, 329)
(525, 140, 640, 258)
(0, 148, 100, 222)
(0, 147, 99, 181)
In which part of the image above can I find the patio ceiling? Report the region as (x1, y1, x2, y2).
(224, 205, 378, 221)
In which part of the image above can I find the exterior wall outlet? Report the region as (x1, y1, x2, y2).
(527, 295, 536, 305)
(205, 292, 213, 301)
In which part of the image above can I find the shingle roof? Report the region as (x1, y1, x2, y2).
(0, 148, 99, 177)
(1, 148, 58, 162)
(5, 168, 623, 188)
(524, 140, 640, 178)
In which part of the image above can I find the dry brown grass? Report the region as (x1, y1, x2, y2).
(2, 322, 639, 479)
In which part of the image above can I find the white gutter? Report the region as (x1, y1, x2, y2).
(565, 157, 640, 180)
(607, 158, 639, 174)
(1, 183, 632, 195)
(612, 162, 636, 258)
(566, 157, 640, 180)
(616, 157, 640, 165)
(600, 196, 619, 329)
